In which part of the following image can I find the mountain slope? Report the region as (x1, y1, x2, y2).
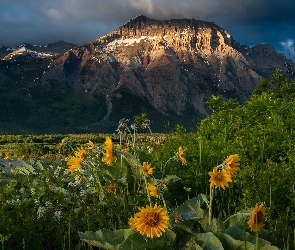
(0, 16, 294, 133)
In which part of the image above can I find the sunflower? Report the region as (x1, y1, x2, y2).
(4, 153, 9, 161)
(122, 143, 129, 152)
(75, 147, 86, 159)
(178, 146, 187, 165)
(208, 167, 232, 189)
(174, 212, 182, 223)
(148, 184, 158, 197)
(226, 154, 240, 176)
(248, 202, 266, 232)
(107, 184, 117, 195)
(102, 136, 114, 166)
(67, 156, 83, 172)
(129, 204, 169, 238)
(86, 140, 95, 150)
(59, 138, 68, 148)
(143, 162, 153, 177)
(117, 143, 129, 152)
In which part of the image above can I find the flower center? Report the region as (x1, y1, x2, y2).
(215, 173, 224, 182)
(255, 211, 264, 223)
(144, 212, 159, 227)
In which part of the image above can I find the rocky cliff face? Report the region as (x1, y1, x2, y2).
(1, 16, 294, 132)
(42, 15, 293, 122)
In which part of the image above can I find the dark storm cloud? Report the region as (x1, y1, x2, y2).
(0, 0, 294, 60)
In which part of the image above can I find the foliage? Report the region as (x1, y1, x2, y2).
(148, 69, 295, 248)
(0, 70, 293, 249)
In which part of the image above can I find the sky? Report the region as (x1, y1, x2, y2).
(0, 0, 294, 61)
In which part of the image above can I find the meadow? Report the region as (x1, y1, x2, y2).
(0, 70, 294, 250)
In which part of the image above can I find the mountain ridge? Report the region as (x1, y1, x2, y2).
(0, 16, 294, 133)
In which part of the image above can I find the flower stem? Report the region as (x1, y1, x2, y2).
(256, 214, 259, 250)
(144, 176, 152, 207)
(209, 187, 214, 225)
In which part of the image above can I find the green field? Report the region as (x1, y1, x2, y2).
(0, 70, 294, 249)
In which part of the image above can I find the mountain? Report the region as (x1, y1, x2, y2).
(0, 16, 294, 134)
(1, 41, 77, 59)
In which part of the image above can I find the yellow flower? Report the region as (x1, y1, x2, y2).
(143, 162, 153, 177)
(209, 167, 232, 189)
(75, 174, 82, 180)
(75, 147, 86, 159)
(4, 153, 10, 161)
(67, 156, 83, 172)
(178, 146, 186, 165)
(102, 136, 114, 166)
(226, 154, 240, 176)
(148, 184, 158, 197)
(129, 204, 169, 238)
(122, 143, 129, 152)
(117, 143, 129, 152)
(60, 138, 68, 147)
(129, 217, 137, 230)
(106, 184, 117, 195)
(248, 202, 266, 232)
(174, 212, 181, 223)
(86, 140, 95, 150)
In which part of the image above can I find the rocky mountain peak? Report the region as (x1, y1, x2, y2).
(1, 16, 293, 133)
(40, 16, 294, 123)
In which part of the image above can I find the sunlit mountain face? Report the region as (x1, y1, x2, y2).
(0, 16, 294, 134)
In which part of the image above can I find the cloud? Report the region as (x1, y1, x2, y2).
(129, 0, 154, 15)
(0, 0, 294, 61)
(280, 39, 295, 61)
(42, 8, 64, 20)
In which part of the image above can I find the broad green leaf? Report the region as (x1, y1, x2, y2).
(117, 176, 127, 184)
(175, 197, 206, 221)
(163, 160, 179, 175)
(79, 229, 134, 249)
(225, 226, 274, 246)
(194, 232, 224, 250)
(161, 175, 181, 185)
(216, 232, 256, 250)
(118, 229, 175, 250)
(128, 195, 140, 205)
(223, 212, 249, 228)
(217, 232, 280, 250)
(181, 237, 203, 250)
(11, 163, 35, 175)
(80, 229, 175, 250)
(201, 218, 225, 233)
(34, 160, 45, 172)
(0, 177, 17, 188)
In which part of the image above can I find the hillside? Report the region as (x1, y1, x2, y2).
(0, 16, 294, 134)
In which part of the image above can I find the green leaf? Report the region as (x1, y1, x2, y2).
(225, 226, 275, 246)
(79, 229, 175, 250)
(11, 162, 36, 175)
(175, 197, 206, 221)
(34, 160, 45, 172)
(0, 177, 17, 188)
(163, 160, 179, 175)
(194, 232, 224, 250)
(128, 196, 139, 205)
(161, 175, 181, 185)
(223, 212, 250, 228)
(181, 237, 203, 250)
(119, 229, 175, 250)
(216, 231, 280, 250)
(117, 176, 127, 185)
(79, 229, 134, 249)
(216, 232, 256, 250)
